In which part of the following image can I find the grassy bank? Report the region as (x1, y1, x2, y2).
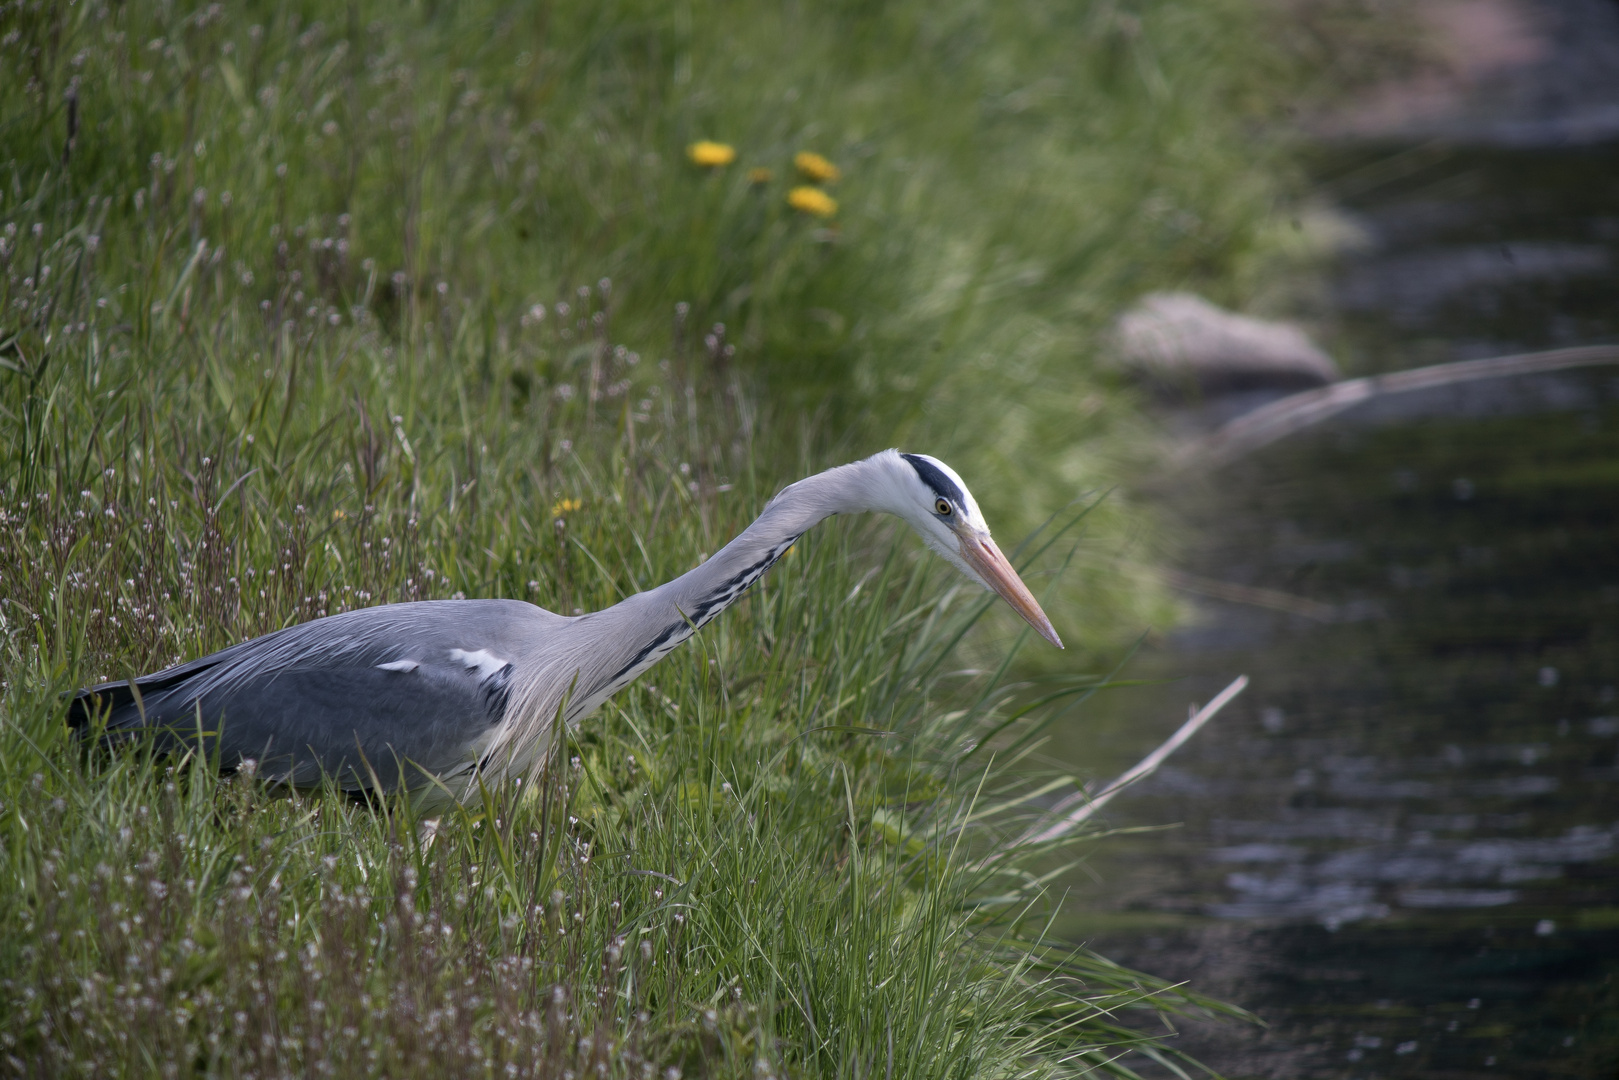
(2, 424, 1239, 1076)
(1, 0, 1316, 1073)
(0, 0, 1317, 653)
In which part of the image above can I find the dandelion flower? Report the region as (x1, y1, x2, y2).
(747, 167, 773, 184)
(551, 497, 583, 517)
(793, 151, 841, 183)
(687, 141, 736, 167)
(787, 186, 838, 218)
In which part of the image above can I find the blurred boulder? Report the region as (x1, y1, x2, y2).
(1111, 292, 1340, 394)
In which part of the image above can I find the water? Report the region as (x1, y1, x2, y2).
(1323, 142, 1619, 368)
(1056, 142, 1619, 1078)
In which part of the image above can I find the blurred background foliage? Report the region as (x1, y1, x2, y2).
(1, 0, 1354, 657)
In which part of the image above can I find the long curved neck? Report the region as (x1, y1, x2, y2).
(576, 456, 896, 704)
(652, 455, 891, 628)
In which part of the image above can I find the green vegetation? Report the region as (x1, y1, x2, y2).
(2, 455, 1243, 1076)
(1, 0, 1321, 1073)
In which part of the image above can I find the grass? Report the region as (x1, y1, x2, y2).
(0, 0, 1336, 1073)
(2, 474, 1241, 1077)
(0, 414, 1245, 1075)
(0, 0, 1334, 653)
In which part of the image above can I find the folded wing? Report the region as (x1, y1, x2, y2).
(69, 600, 555, 793)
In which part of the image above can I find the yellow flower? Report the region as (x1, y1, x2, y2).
(687, 140, 736, 167)
(793, 151, 841, 183)
(747, 167, 773, 184)
(332, 508, 346, 521)
(787, 186, 838, 218)
(550, 497, 583, 517)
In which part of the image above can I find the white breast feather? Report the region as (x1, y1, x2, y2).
(449, 647, 509, 680)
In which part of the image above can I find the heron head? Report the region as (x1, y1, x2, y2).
(887, 451, 1063, 649)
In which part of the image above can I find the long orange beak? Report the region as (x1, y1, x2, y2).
(958, 534, 1064, 648)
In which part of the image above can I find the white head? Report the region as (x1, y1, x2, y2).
(855, 450, 1064, 648)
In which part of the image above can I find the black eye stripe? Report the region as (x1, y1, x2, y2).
(901, 453, 966, 506)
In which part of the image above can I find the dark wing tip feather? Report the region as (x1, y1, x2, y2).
(65, 657, 223, 730)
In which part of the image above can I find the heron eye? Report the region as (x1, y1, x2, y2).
(935, 498, 951, 516)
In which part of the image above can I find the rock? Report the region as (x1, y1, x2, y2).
(1111, 292, 1340, 394)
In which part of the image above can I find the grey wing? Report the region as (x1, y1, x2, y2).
(149, 658, 514, 790)
(70, 599, 558, 792)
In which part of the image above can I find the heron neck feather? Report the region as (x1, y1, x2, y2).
(657, 454, 894, 610)
(578, 455, 898, 694)
(483, 453, 908, 781)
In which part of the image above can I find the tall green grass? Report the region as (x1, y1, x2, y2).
(0, 0, 1320, 1073)
(1, 440, 1244, 1075)
(0, 389, 1242, 1074)
(0, 0, 1320, 653)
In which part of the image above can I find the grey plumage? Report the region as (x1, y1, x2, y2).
(76, 600, 561, 793)
(71, 450, 1062, 805)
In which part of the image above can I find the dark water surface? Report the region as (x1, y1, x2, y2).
(1059, 143, 1619, 1079)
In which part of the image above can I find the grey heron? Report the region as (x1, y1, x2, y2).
(71, 450, 1061, 803)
